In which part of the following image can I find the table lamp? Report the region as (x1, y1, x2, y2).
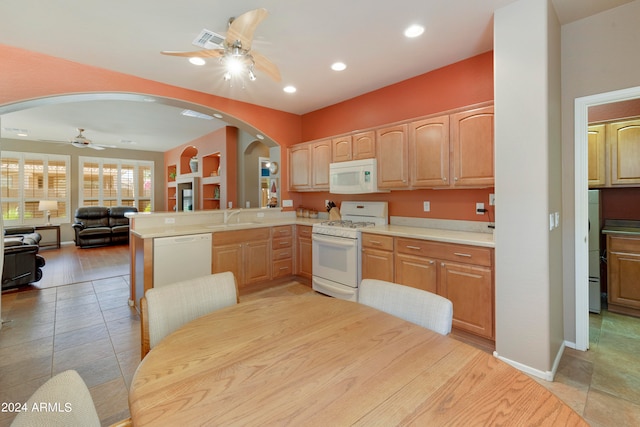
(38, 200, 58, 225)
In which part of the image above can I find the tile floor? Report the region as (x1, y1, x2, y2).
(2, 278, 640, 426)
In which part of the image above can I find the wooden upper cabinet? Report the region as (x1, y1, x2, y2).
(409, 115, 450, 188)
(610, 119, 640, 185)
(352, 131, 376, 160)
(288, 144, 311, 191)
(377, 124, 409, 189)
(332, 131, 375, 163)
(450, 105, 494, 187)
(588, 124, 606, 187)
(311, 139, 331, 189)
(332, 136, 352, 163)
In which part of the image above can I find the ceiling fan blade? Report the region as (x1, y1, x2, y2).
(89, 144, 106, 150)
(226, 8, 268, 50)
(252, 51, 281, 82)
(161, 49, 224, 58)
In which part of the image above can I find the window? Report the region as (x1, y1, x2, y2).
(79, 156, 153, 211)
(1, 152, 70, 225)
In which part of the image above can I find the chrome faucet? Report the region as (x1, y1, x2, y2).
(223, 209, 242, 224)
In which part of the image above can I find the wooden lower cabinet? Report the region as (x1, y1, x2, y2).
(367, 233, 494, 341)
(440, 261, 493, 339)
(362, 233, 394, 282)
(394, 254, 437, 293)
(607, 234, 640, 316)
(212, 228, 270, 288)
(296, 225, 312, 280)
(272, 225, 293, 279)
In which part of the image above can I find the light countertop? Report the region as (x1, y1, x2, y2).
(602, 219, 640, 236)
(131, 217, 322, 239)
(132, 218, 494, 248)
(362, 225, 494, 248)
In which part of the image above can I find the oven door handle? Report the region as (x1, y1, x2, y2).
(313, 235, 356, 247)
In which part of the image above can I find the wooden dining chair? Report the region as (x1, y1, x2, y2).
(358, 279, 453, 335)
(10, 369, 131, 427)
(140, 271, 239, 358)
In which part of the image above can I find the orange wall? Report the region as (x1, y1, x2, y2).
(298, 51, 495, 222)
(301, 51, 494, 140)
(0, 44, 300, 205)
(1, 44, 495, 222)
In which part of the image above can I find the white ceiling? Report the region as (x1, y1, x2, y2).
(0, 0, 633, 152)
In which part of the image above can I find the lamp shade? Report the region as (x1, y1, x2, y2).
(38, 200, 58, 211)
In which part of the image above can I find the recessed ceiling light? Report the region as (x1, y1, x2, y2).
(256, 134, 265, 140)
(213, 113, 223, 119)
(404, 24, 425, 38)
(331, 62, 347, 71)
(283, 86, 297, 94)
(189, 57, 206, 66)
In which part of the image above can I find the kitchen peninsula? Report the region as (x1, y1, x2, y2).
(127, 209, 495, 343)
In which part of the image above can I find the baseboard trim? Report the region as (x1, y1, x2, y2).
(493, 341, 566, 382)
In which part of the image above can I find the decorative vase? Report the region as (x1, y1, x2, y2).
(189, 157, 198, 173)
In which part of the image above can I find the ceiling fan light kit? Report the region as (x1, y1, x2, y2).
(161, 8, 281, 84)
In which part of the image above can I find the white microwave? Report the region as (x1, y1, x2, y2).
(329, 158, 388, 194)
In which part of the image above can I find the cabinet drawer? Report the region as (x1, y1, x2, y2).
(608, 235, 640, 253)
(395, 238, 492, 267)
(272, 259, 293, 278)
(297, 225, 312, 239)
(272, 247, 293, 261)
(272, 225, 293, 238)
(362, 233, 394, 251)
(272, 237, 293, 250)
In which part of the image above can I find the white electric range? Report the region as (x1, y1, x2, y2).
(311, 201, 388, 301)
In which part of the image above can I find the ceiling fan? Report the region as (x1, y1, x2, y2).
(161, 8, 281, 82)
(70, 128, 110, 150)
(39, 128, 115, 150)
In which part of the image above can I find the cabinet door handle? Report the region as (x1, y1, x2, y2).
(280, 241, 288, 245)
(279, 266, 289, 270)
(369, 240, 382, 245)
(454, 252, 472, 258)
(406, 245, 422, 250)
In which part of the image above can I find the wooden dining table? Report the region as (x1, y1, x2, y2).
(129, 294, 587, 426)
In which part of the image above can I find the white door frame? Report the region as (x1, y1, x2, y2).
(574, 85, 640, 350)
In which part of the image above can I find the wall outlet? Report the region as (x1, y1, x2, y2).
(164, 217, 175, 224)
(228, 201, 233, 209)
(282, 200, 293, 207)
(489, 193, 495, 206)
(476, 202, 485, 215)
(423, 201, 430, 212)
(257, 212, 265, 218)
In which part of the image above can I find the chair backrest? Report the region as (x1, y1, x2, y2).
(10, 370, 101, 427)
(358, 279, 453, 335)
(141, 271, 239, 358)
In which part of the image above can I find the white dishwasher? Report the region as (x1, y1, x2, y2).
(153, 233, 212, 288)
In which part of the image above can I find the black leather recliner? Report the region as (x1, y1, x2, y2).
(2, 237, 45, 290)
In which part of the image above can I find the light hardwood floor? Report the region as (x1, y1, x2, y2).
(1, 244, 640, 426)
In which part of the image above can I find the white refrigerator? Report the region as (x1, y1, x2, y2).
(588, 190, 601, 313)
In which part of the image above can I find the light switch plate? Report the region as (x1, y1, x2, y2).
(282, 200, 293, 207)
(423, 201, 430, 212)
(489, 194, 495, 206)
